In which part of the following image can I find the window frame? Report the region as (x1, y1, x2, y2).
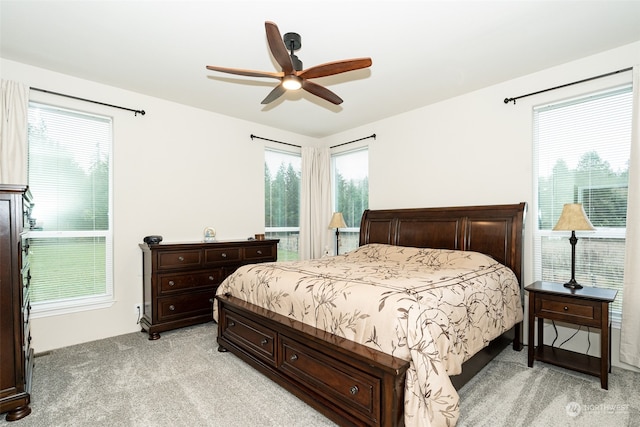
(264, 145, 302, 261)
(330, 146, 369, 254)
(532, 84, 632, 325)
(27, 102, 114, 318)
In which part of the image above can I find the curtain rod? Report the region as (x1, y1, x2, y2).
(503, 67, 633, 105)
(30, 87, 146, 116)
(330, 133, 376, 149)
(251, 133, 376, 149)
(250, 134, 301, 148)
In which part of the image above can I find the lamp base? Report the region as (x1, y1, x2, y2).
(563, 279, 583, 290)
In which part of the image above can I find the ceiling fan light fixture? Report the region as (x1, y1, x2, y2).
(282, 75, 302, 91)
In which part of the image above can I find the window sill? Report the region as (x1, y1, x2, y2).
(31, 298, 115, 319)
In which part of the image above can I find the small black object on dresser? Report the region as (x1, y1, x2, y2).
(139, 239, 278, 340)
(526, 280, 617, 389)
(0, 185, 34, 421)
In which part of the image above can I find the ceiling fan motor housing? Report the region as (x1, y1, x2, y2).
(283, 32, 301, 51)
(283, 32, 303, 70)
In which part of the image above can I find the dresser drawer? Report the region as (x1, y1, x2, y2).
(156, 291, 215, 322)
(536, 294, 601, 327)
(205, 247, 241, 264)
(157, 250, 202, 270)
(244, 245, 275, 261)
(158, 270, 223, 295)
(221, 311, 277, 366)
(280, 337, 380, 424)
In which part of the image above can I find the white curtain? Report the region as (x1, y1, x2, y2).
(620, 65, 640, 369)
(0, 80, 29, 184)
(299, 146, 332, 260)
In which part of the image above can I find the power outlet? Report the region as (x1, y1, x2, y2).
(134, 303, 142, 315)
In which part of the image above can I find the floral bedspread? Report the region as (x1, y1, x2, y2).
(214, 243, 523, 427)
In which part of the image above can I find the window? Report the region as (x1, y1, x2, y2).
(265, 148, 301, 261)
(331, 148, 369, 254)
(27, 103, 113, 316)
(533, 85, 632, 322)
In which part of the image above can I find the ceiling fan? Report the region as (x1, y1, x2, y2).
(206, 21, 372, 105)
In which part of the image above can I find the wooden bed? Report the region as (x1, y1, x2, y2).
(216, 202, 527, 426)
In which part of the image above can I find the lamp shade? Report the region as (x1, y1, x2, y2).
(328, 212, 347, 229)
(553, 203, 595, 231)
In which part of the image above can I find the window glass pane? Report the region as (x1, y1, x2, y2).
(29, 237, 107, 302)
(533, 85, 631, 320)
(265, 149, 301, 261)
(332, 148, 369, 253)
(27, 103, 113, 310)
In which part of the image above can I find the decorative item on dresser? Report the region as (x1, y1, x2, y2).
(0, 185, 34, 421)
(526, 280, 617, 389)
(139, 239, 278, 340)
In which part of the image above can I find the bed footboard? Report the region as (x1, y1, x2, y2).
(216, 294, 410, 427)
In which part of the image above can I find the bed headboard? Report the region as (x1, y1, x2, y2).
(359, 202, 527, 284)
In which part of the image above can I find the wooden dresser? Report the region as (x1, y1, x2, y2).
(139, 239, 278, 339)
(0, 185, 34, 421)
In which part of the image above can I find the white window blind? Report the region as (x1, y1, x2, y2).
(27, 103, 113, 315)
(533, 85, 632, 321)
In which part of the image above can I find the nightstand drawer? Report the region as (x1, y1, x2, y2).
(535, 294, 601, 327)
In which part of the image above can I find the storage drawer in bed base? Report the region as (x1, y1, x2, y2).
(216, 294, 409, 427)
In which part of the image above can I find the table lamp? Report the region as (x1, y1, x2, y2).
(328, 212, 347, 255)
(553, 203, 595, 289)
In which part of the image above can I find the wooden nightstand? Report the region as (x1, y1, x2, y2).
(526, 280, 617, 389)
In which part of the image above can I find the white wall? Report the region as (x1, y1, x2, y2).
(324, 41, 640, 371)
(1, 58, 314, 351)
(2, 40, 639, 371)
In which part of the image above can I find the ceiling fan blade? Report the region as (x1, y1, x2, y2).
(261, 84, 287, 104)
(265, 21, 294, 74)
(298, 58, 372, 80)
(301, 80, 343, 105)
(206, 65, 283, 79)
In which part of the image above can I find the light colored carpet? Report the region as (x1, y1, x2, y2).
(2, 322, 638, 426)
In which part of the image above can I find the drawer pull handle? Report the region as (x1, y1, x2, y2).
(564, 306, 569, 311)
(261, 338, 268, 346)
(257, 250, 262, 255)
(350, 386, 359, 395)
(169, 305, 175, 311)
(209, 298, 214, 303)
(178, 256, 184, 261)
(221, 253, 227, 258)
(229, 321, 236, 327)
(290, 354, 298, 361)
(209, 275, 214, 281)
(168, 280, 175, 286)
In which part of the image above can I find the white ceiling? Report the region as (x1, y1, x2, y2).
(2, 1, 640, 138)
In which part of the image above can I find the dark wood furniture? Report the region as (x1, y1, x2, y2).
(526, 280, 617, 389)
(0, 185, 33, 421)
(139, 239, 278, 340)
(217, 202, 527, 426)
